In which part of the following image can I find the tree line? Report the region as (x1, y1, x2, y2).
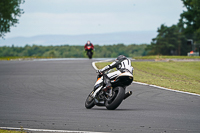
(146, 0, 200, 55)
(0, 44, 147, 58)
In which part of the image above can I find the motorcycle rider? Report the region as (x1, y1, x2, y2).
(84, 41, 94, 51)
(97, 55, 133, 92)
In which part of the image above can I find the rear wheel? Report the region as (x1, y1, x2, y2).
(105, 87, 125, 110)
(85, 91, 95, 109)
(87, 51, 93, 59)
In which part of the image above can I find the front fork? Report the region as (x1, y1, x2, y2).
(92, 86, 113, 103)
(91, 86, 102, 98)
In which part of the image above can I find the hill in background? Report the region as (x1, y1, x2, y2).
(0, 31, 157, 46)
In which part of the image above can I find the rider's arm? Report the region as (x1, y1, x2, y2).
(99, 60, 120, 73)
(91, 43, 94, 49)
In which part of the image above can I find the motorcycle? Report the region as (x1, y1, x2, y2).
(85, 69, 133, 110)
(85, 45, 94, 59)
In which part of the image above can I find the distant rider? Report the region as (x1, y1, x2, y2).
(97, 55, 134, 92)
(84, 41, 94, 51)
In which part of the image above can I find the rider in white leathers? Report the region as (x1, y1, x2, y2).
(97, 55, 134, 91)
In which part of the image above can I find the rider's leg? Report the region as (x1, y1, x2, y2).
(102, 70, 121, 91)
(103, 74, 111, 91)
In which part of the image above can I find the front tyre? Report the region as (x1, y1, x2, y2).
(85, 91, 95, 109)
(105, 87, 125, 110)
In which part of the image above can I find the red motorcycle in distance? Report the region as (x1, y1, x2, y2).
(84, 41, 94, 59)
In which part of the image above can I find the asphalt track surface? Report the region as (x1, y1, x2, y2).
(0, 59, 200, 133)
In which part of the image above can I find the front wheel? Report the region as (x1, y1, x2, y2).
(105, 87, 125, 110)
(85, 91, 95, 109)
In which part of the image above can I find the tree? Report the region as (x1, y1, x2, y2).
(0, 0, 24, 38)
(146, 24, 187, 55)
(180, 0, 200, 42)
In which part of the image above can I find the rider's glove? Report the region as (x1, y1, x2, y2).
(97, 70, 103, 79)
(96, 69, 102, 74)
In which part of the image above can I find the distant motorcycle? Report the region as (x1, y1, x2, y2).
(85, 69, 133, 110)
(85, 45, 94, 59)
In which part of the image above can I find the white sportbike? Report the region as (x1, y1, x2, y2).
(85, 69, 133, 110)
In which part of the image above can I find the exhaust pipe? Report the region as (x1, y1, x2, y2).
(124, 91, 132, 100)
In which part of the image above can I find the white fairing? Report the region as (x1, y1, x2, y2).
(92, 86, 102, 98)
(92, 77, 103, 98)
(94, 71, 133, 87)
(94, 77, 103, 86)
(118, 72, 133, 77)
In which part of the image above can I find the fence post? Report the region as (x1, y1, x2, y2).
(199, 46, 200, 56)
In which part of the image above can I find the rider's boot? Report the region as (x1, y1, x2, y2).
(102, 82, 111, 92)
(102, 74, 112, 92)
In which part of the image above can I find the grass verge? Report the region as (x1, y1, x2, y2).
(0, 56, 42, 61)
(0, 129, 26, 133)
(95, 61, 200, 95)
(133, 55, 200, 60)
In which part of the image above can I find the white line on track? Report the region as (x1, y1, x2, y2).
(92, 60, 200, 97)
(148, 84, 200, 96)
(0, 127, 108, 133)
(92, 59, 115, 71)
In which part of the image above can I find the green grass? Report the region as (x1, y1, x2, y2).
(0, 56, 57, 60)
(95, 61, 200, 94)
(0, 56, 39, 60)
(133, 55, 200, 60)
(1, 55, 200, 61)
(0, 129, 26, 133)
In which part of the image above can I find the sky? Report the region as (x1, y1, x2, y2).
(5, 0, 185, 38)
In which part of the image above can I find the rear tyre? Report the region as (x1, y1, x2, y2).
(85, 91, 95, 109)
(87, 51, 92, 59)
(105, 87, 125, 110)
